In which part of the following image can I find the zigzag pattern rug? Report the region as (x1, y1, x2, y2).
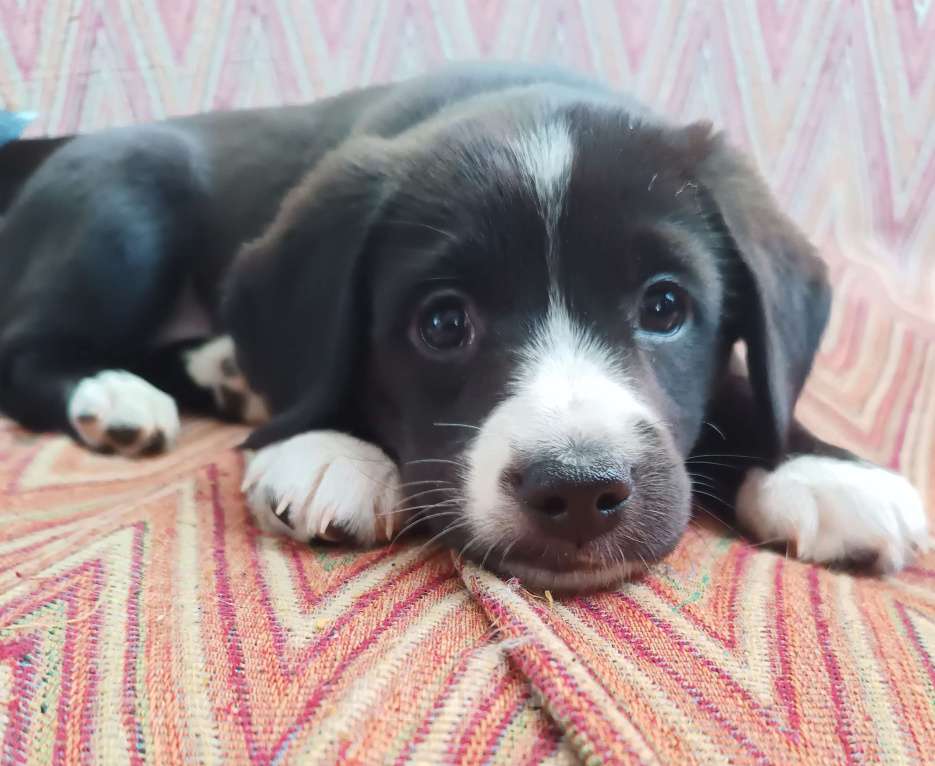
(1, 2, 933, 763)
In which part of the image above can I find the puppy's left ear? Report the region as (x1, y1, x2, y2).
(683, 124, 831, 457)
(223, 137, 393, 449)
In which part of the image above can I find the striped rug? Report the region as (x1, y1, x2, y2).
(1, 2, 933, 763)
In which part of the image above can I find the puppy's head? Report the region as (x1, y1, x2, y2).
(228, 87, 829, 591)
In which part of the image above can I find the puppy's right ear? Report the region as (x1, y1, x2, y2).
(223, 138, 393, 449)
(682, 125, 831, 458)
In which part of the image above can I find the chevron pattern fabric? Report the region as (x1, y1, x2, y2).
(1, 2, 933, 764)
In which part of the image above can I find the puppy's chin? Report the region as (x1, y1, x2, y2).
(454, 485, 692, 593)
(492, 559, 645, 594)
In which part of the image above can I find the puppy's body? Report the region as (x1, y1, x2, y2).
(0, 65, 588, 434)
(0, 83, 384, 431)
(0, 65, 927, 590)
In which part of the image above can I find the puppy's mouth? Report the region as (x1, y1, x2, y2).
(477, 511, 683, 591)
(503, 535, 637, 572)
(483, 545, 650, 593)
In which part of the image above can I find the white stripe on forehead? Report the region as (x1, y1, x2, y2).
(510, 121, 574, 288)
(519, 303, 619, 381)
(517, 304, 651, 426)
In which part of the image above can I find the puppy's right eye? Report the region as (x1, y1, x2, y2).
(638, 280, 689, 336)
(414, 291, 475, 355)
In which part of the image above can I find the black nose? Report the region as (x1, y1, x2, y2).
(512, 460, 631, 544)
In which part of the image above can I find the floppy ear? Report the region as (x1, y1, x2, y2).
(688, 124, 831, 457)
(223, 138, 393, 449)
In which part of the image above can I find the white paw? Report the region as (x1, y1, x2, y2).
(67, 370, 180, 455)
(185, 336, 269, 424)
(241, 431, 404, 546)
(737, 455, 929, 573)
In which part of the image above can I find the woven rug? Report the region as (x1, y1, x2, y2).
(1, 418, 933, 764)
(1, 2, 934, 764)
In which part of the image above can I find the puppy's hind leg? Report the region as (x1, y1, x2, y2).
(131, 335, 270, 426)
(0, 125, 208, 455)
(182, 336, 269, 424)
(66, 369, 180, 455)
(1, 348, 180, 456)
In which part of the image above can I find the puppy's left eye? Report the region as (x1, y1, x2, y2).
(638, 280, 689, 335)
(415, 291, 476, 355)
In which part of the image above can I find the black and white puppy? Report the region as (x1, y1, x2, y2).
(0, 65, 927, 591)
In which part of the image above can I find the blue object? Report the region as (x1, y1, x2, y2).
(0, 110, 36, 147)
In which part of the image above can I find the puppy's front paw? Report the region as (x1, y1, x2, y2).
(241, 431, 404, 546)
(67, 371, 180, 455)
(737, 455, 929, 573)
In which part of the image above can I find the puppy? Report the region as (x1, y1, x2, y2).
(0, 64, 927, 591)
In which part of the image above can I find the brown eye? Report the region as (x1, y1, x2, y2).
(416, 291, 475, 354)
(639, 280, 689, 335)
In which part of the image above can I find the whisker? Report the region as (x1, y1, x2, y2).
(692, 489, 735, 513)
(498, 537, 519, 568)
(386, 497, 464, 518)
(409, 507, 464, 524)
(457, 533, 485, 563)
(394, 485, 458, 507)
(687, 453, 768, 463)
(479, 540, 499, 572)
(404, 458, 465, 467)
(396, 479, 452, 490)
(395, 510, 463, 539)
(686, 460, 745, 471)
(687, 472, 718, 485)
(391, 508, 462, 544)
(380, 219, 458, 242)
(433, 422, 482, 432)
(745, 536, 787, 550)
(690, 495, 740, 533)
(412, 520, 473, 558)
(702, 420, 726, 440)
